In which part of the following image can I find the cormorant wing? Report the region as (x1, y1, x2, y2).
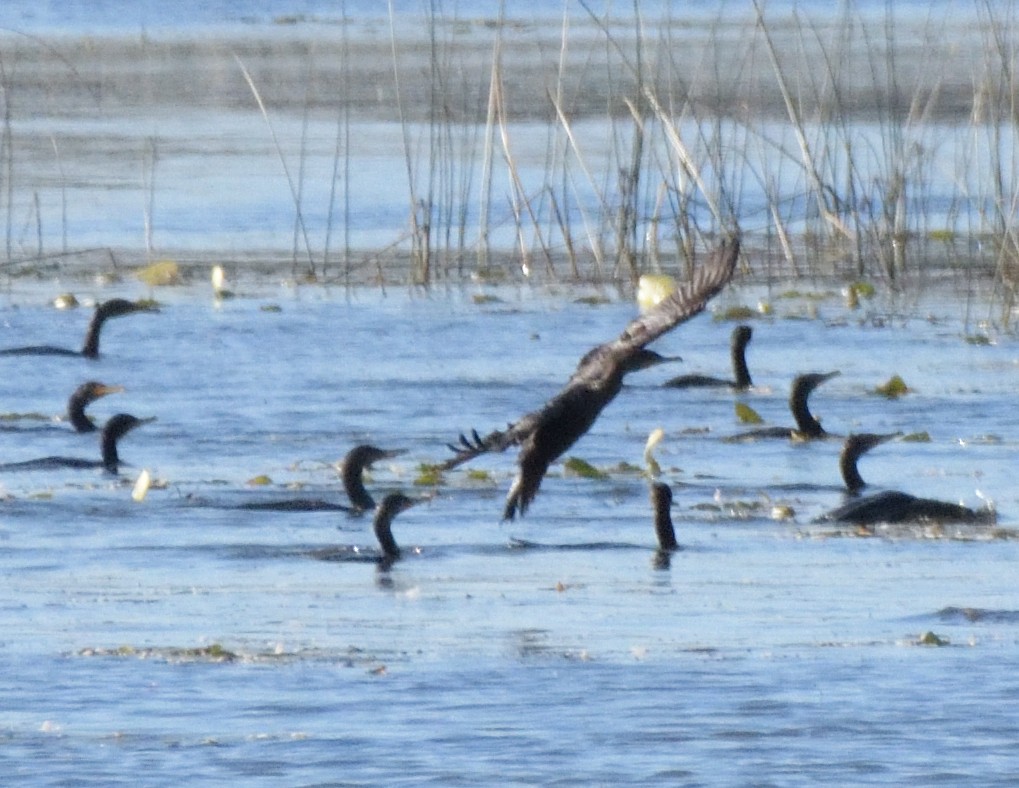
(442, 237, 740, 470)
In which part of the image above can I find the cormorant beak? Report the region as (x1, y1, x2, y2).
(95, 384, 125, 398)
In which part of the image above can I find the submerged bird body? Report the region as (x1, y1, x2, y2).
(0, 299, 154, 359)
(0, 412, 153, 474)
(443, 238, 740, 519)
(67, 381, 124, 433)
(728, 370, 838, 441)
(237, 445, 403, 513)
(372, 492, 420, 559)
(820, 432, 994, 526)
(665, 324, 753, 390)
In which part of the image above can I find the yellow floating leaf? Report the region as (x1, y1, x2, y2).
(52, 293, 79, 310)
(637, 274, 676, 312)
(563, 457, 608, 480)
(735, 402, 763, 424)
(247, 474, 273, 486)
(874, 375, 910, 398)
(414, 464, 444, 486)
(136, 260, 180, 287)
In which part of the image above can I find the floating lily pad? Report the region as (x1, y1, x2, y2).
(901, 431, 931, 443)
(414, 464, 444, 486)
(918, 631, 949, 647)
(466, 469, 493, 482)
(735, 402, 763, 424)
(563, 457, 608, 480)
(874, 375, 910, 398)
(136, 260, 180, 286)
(247, 474, 273, 486)
(716, 305, 757, 321)
(472, 293, 503, 305)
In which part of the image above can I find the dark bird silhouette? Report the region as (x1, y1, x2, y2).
(664, 324, 753, 390)
(309, 492, 424, 567)
(726, 370, 839, 441)
(0, 298, 155, 359)
(67, 381, 124, 433)
(0, 412, 154, 474)
(819, 432, 995, 526)
(237, 445, 404, 513)
(650, 481, 678, 551)
(442, 237, 740, 519)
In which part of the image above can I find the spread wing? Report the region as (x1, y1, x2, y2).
(441, 237, 741, 470)
(612, 237, 739, 353)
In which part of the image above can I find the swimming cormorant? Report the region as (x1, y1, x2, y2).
(819, 432, 995, 526)
(650, 481, 678, 551)
(237, 445, 404, 512)
(443, 237, 740, 519)
(309, 492, 423, 566)
(726, 370, 838, 441)
(0, 412, 154, 473)
(0, 298, 155, 359)
(664, 324, 753, 390)
(67, 381, 124, 433)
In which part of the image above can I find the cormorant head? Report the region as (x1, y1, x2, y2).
(102, 413, 156, 442)
(732, 324, 753, 350)
(74, 381, 125, 406)
(845, 432, 899, 459)
(95, 298, 159, 321)
(794, 370, 840, 395)
(373, 492, 424, 559)
(622, 349, 681, 374)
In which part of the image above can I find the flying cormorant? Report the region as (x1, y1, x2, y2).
(237, 445, 404, 512)
(726, 370, 838, 441)
(664, 324, 753, 390)
(443, 237, 740, 519)
(0, 298, 155, 359)
(819, 432, 995, 526)
(0, 412, 154, 474)
(67, 381, 124, 433)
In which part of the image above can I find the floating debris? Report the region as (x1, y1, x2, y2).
(874, 375, 910, 398)
(136, 260, 180, 287)
(131, 469, 151, 502)
(563, 457, 608, 480)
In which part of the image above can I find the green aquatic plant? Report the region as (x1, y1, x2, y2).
(900, 431, 931, 442)
(414, 463, 444, 486)
(917, 631, 950, 647)
(874, 375, 911, 398)
(472, 293, 503, 305)
(563, 457, 608, 480)
(716, 305, 757, 321)
(246, 474, 273, 486)
(735, 402, 763, 424)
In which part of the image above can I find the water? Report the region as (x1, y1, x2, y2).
(1, 1, 1018, 783)
(1, 281, 1019, 784)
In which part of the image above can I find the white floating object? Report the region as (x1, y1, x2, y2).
(211, 265, 226, 293)
(132, 469, 151, 502)
(637, 274, 676, 312)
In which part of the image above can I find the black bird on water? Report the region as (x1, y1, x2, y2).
(0, 298, 155, 359)
(650, 481, 679, 552)
(726, 370, 839, 441)
(819, 432, 995, 526)
(238, 445, 404, 513)
(664, 324, 753, 390)
(0, 412, 154, 474)
(442, 238, 740, 519)
(67, 381, 124, 433)
(310, 492, 424, 567)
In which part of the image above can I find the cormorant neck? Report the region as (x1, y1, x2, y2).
(840, 443, 866, 493)
(100, 429, 120, 473)
(790, 385, 824, 437)
(342, 460, 375, 511)
(68, 394, 97, 432)
(651, 482, 678, 551)
(373, 509, 401, 558)
(731, 333, 752, 389)
(80, 309, 106, 359)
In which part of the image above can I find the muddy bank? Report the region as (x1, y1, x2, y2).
(3, 15, 993, 124)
